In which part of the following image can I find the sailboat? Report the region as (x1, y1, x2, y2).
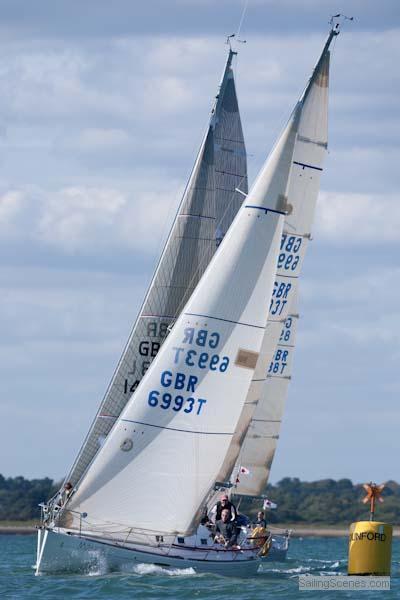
(36, 24, 340, 577)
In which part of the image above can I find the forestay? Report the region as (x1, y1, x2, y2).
(218, 34, 333, 491)
(65, 49, 247, 489)
(65, 105, 299, 536)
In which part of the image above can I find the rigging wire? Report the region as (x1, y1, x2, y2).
(236, 0, 250, 39)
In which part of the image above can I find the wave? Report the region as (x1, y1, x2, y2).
(260, 557, 346, 577)
(84, 551, 110, 577)
(267, 565, 312, 575)
(133, 563, 196, 577)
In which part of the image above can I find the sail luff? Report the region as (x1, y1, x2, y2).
(220, 34, 333, 494)
(65, 108, 300, 537)
(64, 49, 247, 491)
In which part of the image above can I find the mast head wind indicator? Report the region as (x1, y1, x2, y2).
(329, 13, 354, 35)
(226, 33, 246, 54)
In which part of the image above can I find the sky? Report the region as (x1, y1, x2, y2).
(0, 0, 399, 485)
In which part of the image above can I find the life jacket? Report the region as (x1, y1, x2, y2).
(215, 500, 236, 521)
(260, 535, 272, 557)
(250, 526, 268, 548)
(250, 526, 271, 556)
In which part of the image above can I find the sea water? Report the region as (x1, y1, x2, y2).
(0, 534, 399, 599)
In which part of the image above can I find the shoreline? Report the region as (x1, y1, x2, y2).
(0, 526, 37, 535)
(274, 525, 400, 538)
(1, 524, 399, 537)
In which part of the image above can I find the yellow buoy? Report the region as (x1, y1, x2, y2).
(348, 521, 392, 576)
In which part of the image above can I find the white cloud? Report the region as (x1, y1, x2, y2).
(142, 36, 212, 74)
(0, 264, 146, 358)
(75, 128, 132, 150)
(0, 180, 182, 254)
(334, 317, 400, 345)
(143, 75, 193, 114)
(0, 190, 23, 223)
(4, 185, 397, 254)
(37, 186, 127, 251)
(0, 46, 132, 120)
(315, 191, 399, 243)
(0, 190, 25, 237)
(302, 266, 400, 309)
(294, 264, 400, 376)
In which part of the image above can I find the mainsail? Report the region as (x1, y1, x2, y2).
(65, 49, 247, 488)
(65, 101, 300, 536)
(218, 31, 334, 491)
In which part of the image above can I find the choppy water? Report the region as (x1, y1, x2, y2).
(1, 534, 399, 599)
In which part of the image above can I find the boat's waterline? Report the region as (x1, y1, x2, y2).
(35, 528, 262, 577)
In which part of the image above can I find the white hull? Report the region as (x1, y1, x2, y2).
(35, 528, 262, 577)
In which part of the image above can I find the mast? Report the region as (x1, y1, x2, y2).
(62, 47, 247, 492)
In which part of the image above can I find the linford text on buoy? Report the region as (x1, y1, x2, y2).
(348, 482, 392, 576)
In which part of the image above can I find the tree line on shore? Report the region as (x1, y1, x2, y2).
(241, 478, 400, 525)
(0, 474, 399, 524)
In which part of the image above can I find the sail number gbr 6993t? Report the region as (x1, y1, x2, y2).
(147, 327, 230, 416)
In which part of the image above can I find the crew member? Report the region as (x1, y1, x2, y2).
(210, 493, 237, 522)
(56, 482, 74, 507)
(214, 508, 239, 548)
(255, 510, 267, 528)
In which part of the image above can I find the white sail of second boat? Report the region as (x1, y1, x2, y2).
(227, 33, 333, 496)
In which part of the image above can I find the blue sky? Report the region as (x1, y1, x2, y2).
(0, 0, 399, 484)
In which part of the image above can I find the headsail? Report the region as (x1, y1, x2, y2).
(65, 49, 247, 489)
(65, 103, 300, 536)
(231, 290, 299, 494)
(218, 29, 335, 491)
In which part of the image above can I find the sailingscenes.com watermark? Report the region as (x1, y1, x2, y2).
(299, 576, 390, 591)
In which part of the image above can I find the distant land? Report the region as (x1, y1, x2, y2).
(1, 475, 399, 526)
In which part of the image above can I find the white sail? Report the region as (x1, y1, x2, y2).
(65, 50, 247, 488)
(65, 106, 300, 536)
(231, 290, 299, 494)
(218, 33, 333, 490)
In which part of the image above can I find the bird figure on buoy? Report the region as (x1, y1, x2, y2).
(362, 482, 385, 521)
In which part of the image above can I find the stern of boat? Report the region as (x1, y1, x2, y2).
(263, 528, 291, 562)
